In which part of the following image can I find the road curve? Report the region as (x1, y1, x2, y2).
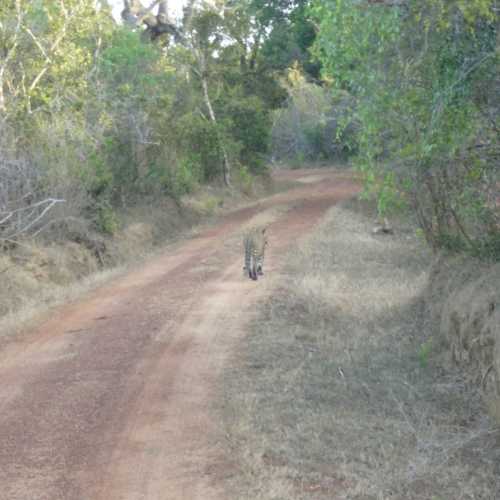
(0, 169, 360, 500)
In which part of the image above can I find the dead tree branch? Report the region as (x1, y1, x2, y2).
(121, 0, 181, 41)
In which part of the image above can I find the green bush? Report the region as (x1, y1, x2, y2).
(95, 201, 119, 235)
(219, 95, 271, 173)
(271, 67, 357, 162)
(174, 114, 222, 182)
(311, 0, 500, 258)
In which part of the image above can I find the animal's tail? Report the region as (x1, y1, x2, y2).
(244, 242, 255, 279)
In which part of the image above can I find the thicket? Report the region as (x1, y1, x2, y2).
(271, 63, 357, 163)
(311, 0, 500, 259)
(0, 0, 288, 244)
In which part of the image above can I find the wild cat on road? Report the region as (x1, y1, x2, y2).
(243, 227, 268, 281)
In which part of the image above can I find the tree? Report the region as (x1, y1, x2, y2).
(0, 0, 112, 116)
(119, 0, 279, 186)
(0, 1, 113, 241)
(312, 0, 500, 257)
(246, 0, 320, 79)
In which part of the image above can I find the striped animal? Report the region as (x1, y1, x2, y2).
(243, 227, 268, 281)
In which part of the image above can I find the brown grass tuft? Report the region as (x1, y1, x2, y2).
(0, 197, 198, 342)
(426, 255, 500, 425)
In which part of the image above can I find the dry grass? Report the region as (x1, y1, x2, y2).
(0, 243, 99, 315)
(425, 255, 500, 425)
(182, 173, 275, 217)
(0, 263, 123, 344)
(220, 200, 500, 499)
(0, 200, 187, 341)
(0, 197, 199, 341)
(239, 205, 292, 234)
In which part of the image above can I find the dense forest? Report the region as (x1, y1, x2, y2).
(0, 0, 498, 258)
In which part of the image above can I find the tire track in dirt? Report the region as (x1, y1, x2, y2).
(0, 170, 360, 500)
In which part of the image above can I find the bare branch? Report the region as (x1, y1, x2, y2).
(28, 25, 69, 93)
(6, 198, 66, 239)
(23, 26, 50, 61)
(122, 0, 181, 41)
(31, 215, 84, 238)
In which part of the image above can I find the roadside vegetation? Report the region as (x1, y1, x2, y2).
(311, 0, 499, 258)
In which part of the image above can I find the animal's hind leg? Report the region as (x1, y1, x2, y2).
(257, 256, 264, 276)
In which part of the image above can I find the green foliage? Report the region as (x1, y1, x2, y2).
(0, 0, 112, 115)
(174, 114, 222, 182)
(376, 173, 405, 218)
(172, 158, 200, 195)
(219, 94, 271, 173)
(101, 28, 161, 87)
(236, 165, 254, 195)
(95, 201, 120, 235)
(312, 0, 500, 259)
(92, 28, 177, 203)
(0, 0, 317, 241)
(271, 65, 357, 161)
(250, 0, 321, 79)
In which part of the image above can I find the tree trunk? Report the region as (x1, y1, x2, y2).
(199, 53, 231, 187)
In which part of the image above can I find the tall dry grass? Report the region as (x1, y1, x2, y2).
(221, 200, 500, 499)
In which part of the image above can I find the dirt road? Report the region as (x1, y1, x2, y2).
(0, 169, 360, 500)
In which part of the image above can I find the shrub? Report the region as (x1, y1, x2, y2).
(311, 0, 500, 258)
(271, 65, 357, 162)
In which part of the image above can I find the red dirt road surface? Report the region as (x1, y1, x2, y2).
(0, 169, 360, 500)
